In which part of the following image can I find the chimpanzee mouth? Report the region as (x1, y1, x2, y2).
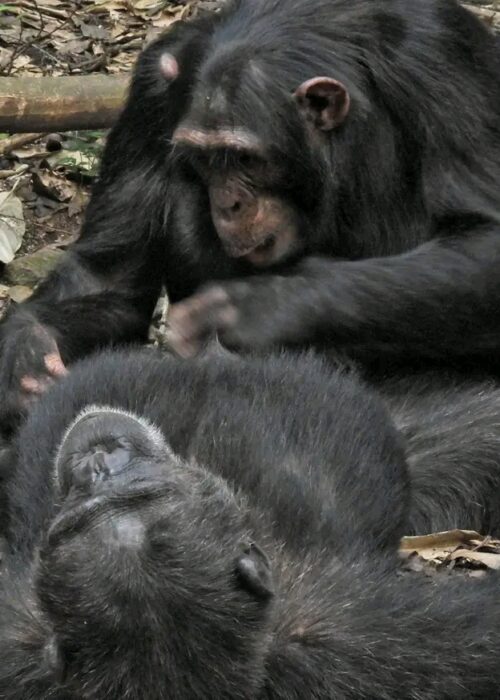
(253, 235, 276, 253)
(242, 235, 279, 266)
(224, 234, 276, 261)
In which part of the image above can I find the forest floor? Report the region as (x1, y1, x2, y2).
(0, 0, 226, 307)
(1, 0, 500, 574)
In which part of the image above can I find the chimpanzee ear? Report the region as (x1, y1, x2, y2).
(294, 77, 350, 131)
(235, 543, 274, 600)
(159, 53, 180, 81)
(154, 21, 208, 83)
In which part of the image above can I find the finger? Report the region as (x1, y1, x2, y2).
(215, 305, 239, 327)
(20, 376, 48, 395)
(163, 329, 202, 358)
(195, 286, 232, 305)
(169, 293, 237, 342)
(20, 375, 52, 395)
(32, 322, 56, 344)
(44, 352, 67, 378)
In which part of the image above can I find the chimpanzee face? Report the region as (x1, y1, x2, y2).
(165, 40, 350, 269)
(174, 144, 304, 268)
(34, 407, 274, 698)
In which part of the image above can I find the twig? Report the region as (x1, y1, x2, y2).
(0, 133, 44, 155)
(17, 1, 68, 21)
(1, 0, 80, 76)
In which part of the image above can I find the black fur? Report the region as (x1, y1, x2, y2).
(5, 350, 409, 556)
(1, 0, 500, 426)
(2, 349, 500, 698)
(380, 373, 500, 534)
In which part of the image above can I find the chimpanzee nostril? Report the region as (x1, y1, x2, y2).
(71, 451, 111, 491)
(63, 442, 134, 495)
(213, 189, 240, 212)
(55, 407, 168, 496)
(210, 183, 250, 217)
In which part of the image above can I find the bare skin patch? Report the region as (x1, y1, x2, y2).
(160, 52, 179, 81)
(172, 127, 265, 154)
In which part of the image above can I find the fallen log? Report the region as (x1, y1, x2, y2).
(0, 1, 497, 135)
(0, 75, 129, 133)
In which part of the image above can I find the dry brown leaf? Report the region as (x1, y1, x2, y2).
(131, 0, 165, 12)
(59, 39, 92, 54)
(400, 529, 500, 573)
(449, 549, 500, 569)
(110, 20, 130, 38)
(32, 170, 77, 203)
(67, 189, 88, 217)
(88, 0, 129, 13)
(151, 15, 180, 28)
(0, 186, 26, 264)
(79, 22, 109, 40)
(11, 146, 51, 160)
(12, 56, 33, 73)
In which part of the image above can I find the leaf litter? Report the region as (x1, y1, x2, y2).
(400, 529, 500, 578)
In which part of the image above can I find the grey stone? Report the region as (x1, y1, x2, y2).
(9, 285, 33, 303)
(5, 246, 64, 287)
(0, 283, 10, 320)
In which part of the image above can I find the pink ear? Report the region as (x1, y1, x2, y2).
(294, 77, 350, 131)
(159, 52, 180, 81)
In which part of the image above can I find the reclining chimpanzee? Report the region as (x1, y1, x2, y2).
(2, 349, 500, 698)
(1, 0, 500, 496)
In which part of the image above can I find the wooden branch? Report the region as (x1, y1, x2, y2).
(0, 75, 129, 134)
(0, 132, 44, 155)
(0, 1, 497, 135)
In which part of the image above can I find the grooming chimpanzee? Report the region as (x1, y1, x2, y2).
(2, 349, 500, 698)
(1, 0, 500, 418)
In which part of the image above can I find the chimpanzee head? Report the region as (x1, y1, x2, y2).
(33, 407, 274, 698)
(162, 8, 352, 268)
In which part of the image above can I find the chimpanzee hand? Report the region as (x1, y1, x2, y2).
(0, 318, 67, 433)
(167, 275, 319, 357)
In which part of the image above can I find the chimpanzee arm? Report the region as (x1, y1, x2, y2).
(167, 225, 500, 365)
(291, 227, 500, 361)
(7, 253, 162, 365)
(3, 17, 209, 352)
(0, 25, 205, 429)
(0, 170, 165, 430)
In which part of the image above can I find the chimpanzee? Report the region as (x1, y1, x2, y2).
(2, 348, 500, 698)
(1, 0, 500, 425)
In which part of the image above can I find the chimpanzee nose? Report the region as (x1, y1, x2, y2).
(56, 408, 166, 496)
(211, 184, 251, 218)
(68, 442, 131, 492)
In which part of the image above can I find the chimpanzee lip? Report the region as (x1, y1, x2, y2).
(48, 480, 174, 547)
(243, 236, 279, 264)
(254, 235, 276, 253)
(225, 234, 276, 259)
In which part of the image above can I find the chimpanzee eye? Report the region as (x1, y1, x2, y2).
(238, 152, 260, 169)
(187, 152, 209, 180)
(239, 153, 252, 166)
